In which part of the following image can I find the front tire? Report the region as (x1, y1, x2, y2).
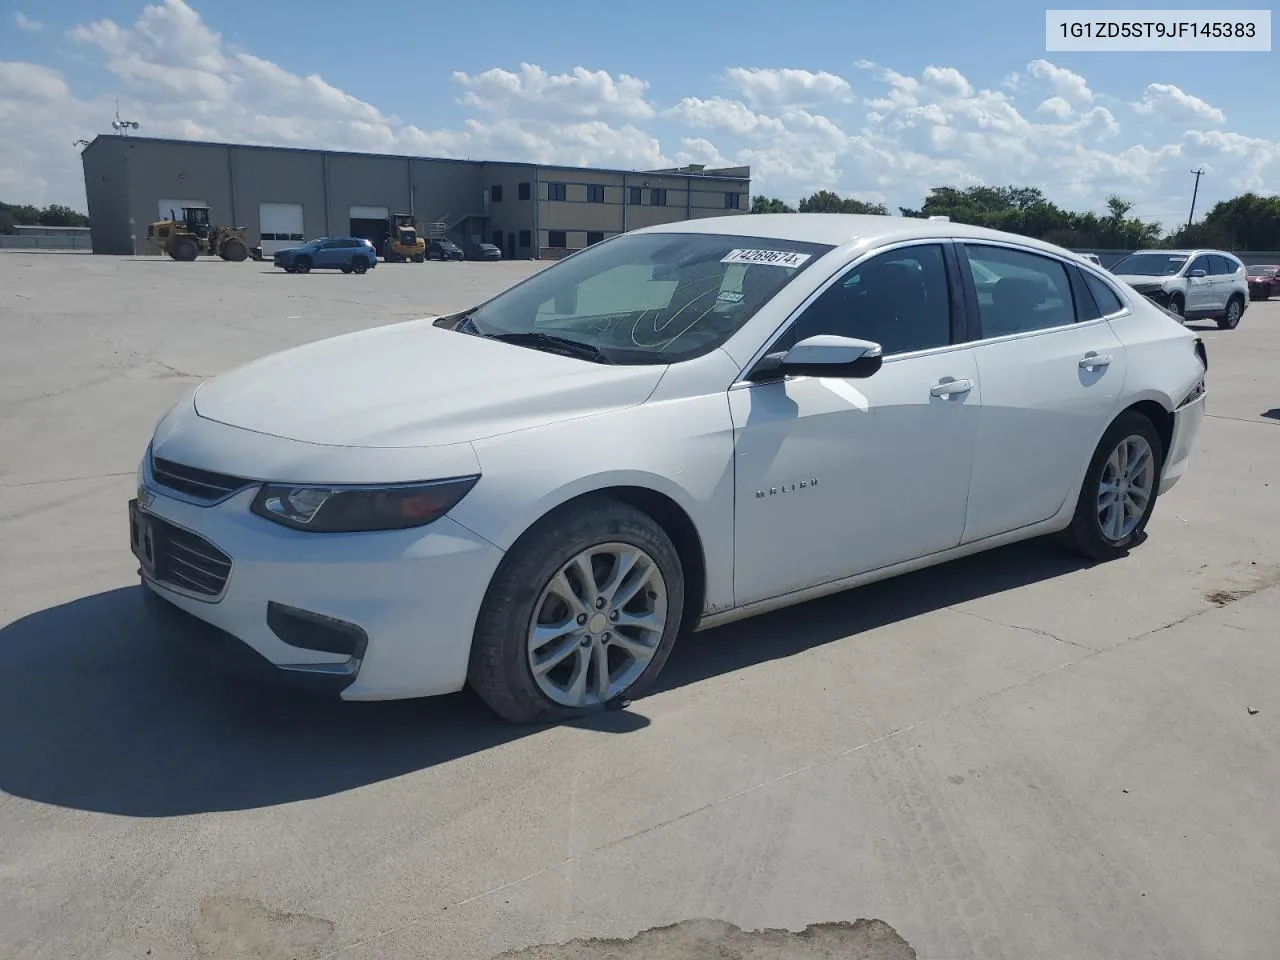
(1217, 295, 1243, 330)
(294, 257, 312, 274)
(1166, 294, 1184, 319)
(1059, 411, 1164, 561)
(468, 497, 685, 725)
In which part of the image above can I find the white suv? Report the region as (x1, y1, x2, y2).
(1116, 249, 1244, 330)
(1110, 249, 1249, 329)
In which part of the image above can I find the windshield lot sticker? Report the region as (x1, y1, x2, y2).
(721, 249, 811, 268)
(717, 290, 744, 303)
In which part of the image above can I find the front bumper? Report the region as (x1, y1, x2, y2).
(131, 456, 505, 700)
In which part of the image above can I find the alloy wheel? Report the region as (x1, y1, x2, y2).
(526, 542, 668, 708)
(1096, 435, 1156, 542)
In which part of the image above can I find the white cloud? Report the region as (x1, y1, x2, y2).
(14, 11, 43, 31)
(723, 67, 853, 108)
(0, 0, 1276, 234)
(452, 63, 654, 122)
(1131, 83, 1225, 125)
(1026, 59, 1093, 104)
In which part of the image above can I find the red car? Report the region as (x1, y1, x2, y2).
(1247, 264, 1279, 301)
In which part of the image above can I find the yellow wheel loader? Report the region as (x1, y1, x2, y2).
(382, 213, 426, 262)
(147, 205, 251, 262)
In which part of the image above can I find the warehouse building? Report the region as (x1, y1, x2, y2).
(79, 135, 751, 259)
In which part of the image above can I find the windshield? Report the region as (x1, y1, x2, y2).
(1248, 265, 1278, 276)
(1110, 253, 1188, 276)
(461, 232, 833, 364)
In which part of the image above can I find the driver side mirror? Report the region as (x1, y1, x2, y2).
(1188, 268, 1207, 278)
(747, 334, 883, 381)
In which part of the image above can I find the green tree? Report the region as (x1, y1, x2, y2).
(1166, 192, 1280, 250)
(38, 204, 89, 227)
(798, 190, 888, 215)
(750, 195, 796, 214)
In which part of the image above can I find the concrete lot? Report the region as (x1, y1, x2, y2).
(1, 251, 1278, 960)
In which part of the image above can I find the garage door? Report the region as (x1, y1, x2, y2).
(157, 199, 207, 222)
(348, 205, 391, 254)
(259, 202, 305, 255)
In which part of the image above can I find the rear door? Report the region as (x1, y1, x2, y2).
(958, 242, 1127, 543)
(1208, 255, 1236, 311)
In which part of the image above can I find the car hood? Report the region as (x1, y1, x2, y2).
(192, 319, 666, 448)
(1114, 275, 1171, 288)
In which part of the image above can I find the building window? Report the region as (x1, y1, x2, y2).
(586, 231, 605, 245)
(491, 185, 503, 202)
(587, 184, 605, 203)
(547, 182, 567, 201)
(628, 186, 642, 205)
(518, 182, 531, 200)
(724, 192, 742, 209)
(650, 188, 667, 206)
(519, 230, 531, 247)
(548, 230, 567, 248)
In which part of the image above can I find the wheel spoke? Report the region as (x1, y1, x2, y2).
(565, 646, 591, 704)
(546, 570, 588, 618)
(569, 554, 601, 610)
(598, 549, 642, 604)
(609, 632, 657, 660)
(531, 634, 581, 676)
(591, 641, 611, 701)
(615, 610, 664, 635)
(610, 558, 655, 611)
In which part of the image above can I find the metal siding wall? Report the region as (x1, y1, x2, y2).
(326, 154, 411, 234)
(229, 147, 327, 243)
(81, 139, 133, 255)
(118, 140, 234, 254)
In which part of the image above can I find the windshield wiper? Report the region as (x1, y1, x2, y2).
(483, 331, 614, 364)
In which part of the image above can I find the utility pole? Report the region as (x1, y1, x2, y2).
(1187, 168, 1205, 229)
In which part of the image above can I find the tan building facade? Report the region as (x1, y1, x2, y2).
(80, 135, 750, 259)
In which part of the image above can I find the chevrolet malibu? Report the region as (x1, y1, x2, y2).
(131, 215, 1208, 724)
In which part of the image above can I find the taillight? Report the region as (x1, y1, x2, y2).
(1193, 337, 1207, 372)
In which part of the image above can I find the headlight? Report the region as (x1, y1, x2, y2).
(250, 475, 480, 533)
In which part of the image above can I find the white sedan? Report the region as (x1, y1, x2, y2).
(130, 214, 1208, 723)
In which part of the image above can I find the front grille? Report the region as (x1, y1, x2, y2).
(145, 515, 233, 597)
(152, 455, 255, 503)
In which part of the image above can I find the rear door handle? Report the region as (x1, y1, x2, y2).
(930, 378, 973, 398)
(1080, 353, 1113, 370)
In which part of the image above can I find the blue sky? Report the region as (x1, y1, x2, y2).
(2, 0, 1276, 227)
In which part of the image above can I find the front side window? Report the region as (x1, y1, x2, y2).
(1111, 253, 1188, 276)
(964, 244, 1075, 337)
(461, 232, 832, 364)
(774, 244, 952, 356)
(1187, 255, 1212, 276)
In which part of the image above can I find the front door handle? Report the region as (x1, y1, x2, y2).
(1079, 353, 1113, 370)
(930, 378, 973, 398)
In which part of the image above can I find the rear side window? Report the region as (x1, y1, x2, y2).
(964, 244, 1076, 337)
(1084, 273, 1125, 315)
(1208, 255, 1233, 275)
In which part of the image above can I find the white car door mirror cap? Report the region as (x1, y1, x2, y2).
(773, 334, 884, 380)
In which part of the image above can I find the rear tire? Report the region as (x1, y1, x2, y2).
(1217, 295, 1244, 330)
(340, 265, 352, 274)
(1058, 411, 1164, 562)
(352, 258, 369, 274)
(294, 257, 312, 274)
(468, 497, 685, 725)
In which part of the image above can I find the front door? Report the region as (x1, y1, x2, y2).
(730, 242, 981, 605)
(1184, 254, 1214, 314)
(957, 241, 1127, 542)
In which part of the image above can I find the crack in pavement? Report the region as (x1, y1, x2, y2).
(316, 583, 1279, 959)
(948, 607, 1099, 651)
(0, 471, 134, 489)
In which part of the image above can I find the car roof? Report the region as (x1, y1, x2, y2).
(1127, 248, 1238, 258)
(628, 213, 1093, 261)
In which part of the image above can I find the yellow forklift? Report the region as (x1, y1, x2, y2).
(382, 213, 426, 262)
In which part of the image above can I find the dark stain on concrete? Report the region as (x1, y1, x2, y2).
(193, 896, 335, 960)
(492, 918, 917, 959)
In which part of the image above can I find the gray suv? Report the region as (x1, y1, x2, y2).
(1111, 248, 1249, 329)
